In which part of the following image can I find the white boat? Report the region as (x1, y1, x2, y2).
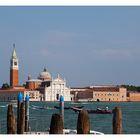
(63, 129, 104, 135)
(24, 129, 104, 135)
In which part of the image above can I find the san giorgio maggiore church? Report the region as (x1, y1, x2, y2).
(26, 68, 71, 101)
(0, 45, 71, 101)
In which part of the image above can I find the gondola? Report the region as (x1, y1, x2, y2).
(54, 106, 71, 110)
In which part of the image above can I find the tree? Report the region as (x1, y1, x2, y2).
(121, 84, 140, 92)
(1, 83, 10, 89)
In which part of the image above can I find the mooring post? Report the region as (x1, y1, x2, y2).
(49, 113, 64, 134)
(59, 95, 64, 123)
(18, 102, 25, 134)
(25, 94, 29, 132)
(113, 107, 122, 134)
(7, 104, 16, 134)
(77, 109, 90, 134)
(17, 92, 23, 134)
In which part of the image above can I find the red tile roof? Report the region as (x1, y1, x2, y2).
(92, 87, 119, 92)
(0, 88, 29, 92)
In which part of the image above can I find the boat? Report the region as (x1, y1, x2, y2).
(24, 129, 104, 135)
(71, 107, 112, 114)
(87, 109, 112, 114)
(54, 106, 84, 110)
(54, 106, 71, 110)
(71, 107, 83, 112)
(63, 129, 104, 135)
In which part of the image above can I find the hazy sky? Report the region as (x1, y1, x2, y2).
(0, 6, 140, 87)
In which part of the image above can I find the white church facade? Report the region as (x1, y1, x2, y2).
(44, 74, 71, 101)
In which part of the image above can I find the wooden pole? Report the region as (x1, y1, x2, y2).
(113, 107, 122, 134)
(7, 104, 16, 134)
(18, 102, 25, 134)
(17, 92, 23, 134)
(77, 109, 90, 134)
(49, 113, 64, 134)
(59, 95, 64, 123)
(25, 94, 30, 132)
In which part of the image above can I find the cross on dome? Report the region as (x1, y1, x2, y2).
(44, 67, 47, 72)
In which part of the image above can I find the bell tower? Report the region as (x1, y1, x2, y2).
(10, 44, 19, 87)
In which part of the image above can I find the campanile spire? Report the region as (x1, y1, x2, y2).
(10, 44, 19, 87)
(11, 43, 17, 59)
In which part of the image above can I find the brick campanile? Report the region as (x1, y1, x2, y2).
(10, 44, 19, 87)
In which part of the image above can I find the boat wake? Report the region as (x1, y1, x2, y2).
(0, 105, 7, 108)
(30, 105, 54, 110)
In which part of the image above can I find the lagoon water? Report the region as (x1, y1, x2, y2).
(0, 101, 140, 134)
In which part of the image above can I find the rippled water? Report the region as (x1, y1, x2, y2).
(0, 101, 140, 134)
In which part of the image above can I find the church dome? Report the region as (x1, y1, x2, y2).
(38, 67, 51, 81)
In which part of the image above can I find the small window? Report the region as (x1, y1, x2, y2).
(14, 62, 17, 65)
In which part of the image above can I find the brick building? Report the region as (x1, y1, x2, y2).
(70, 87, 93, 101)
(92, 86, 127, 102)
(71, 86, 127, 102)
(127, 91, 140, 101)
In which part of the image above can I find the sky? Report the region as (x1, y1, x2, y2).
(0, 6, 140, 87)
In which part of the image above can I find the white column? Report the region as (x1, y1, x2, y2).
(44, 86, 46, 101)
(51, 82, 53, 101)
(54, 83, 55, 101)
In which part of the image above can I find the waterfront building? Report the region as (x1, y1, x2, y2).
(127, 91, 140, 101)
(44, 74, 71, 101)
(92, 86, 127, 102)
(70, 87, 93, 101)
(0, 88, 40, 101)
(10, 44, 19, 87)
(71, 86, 127, 102)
